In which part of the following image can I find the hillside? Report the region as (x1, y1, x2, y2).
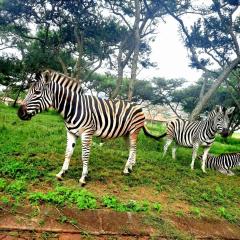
(0, 104, 240, 239)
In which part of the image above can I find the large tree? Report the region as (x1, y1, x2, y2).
(0, 0, 122, 80)
(159, 0, 240, 120)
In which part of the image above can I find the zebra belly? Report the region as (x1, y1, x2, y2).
(175, 137, 193, 147)
(94, 123, 130, 139)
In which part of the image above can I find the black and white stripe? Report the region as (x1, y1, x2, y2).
(199, 153, 240, 175)
(18, 70, 158, 185)
(160, 106, 235, 172)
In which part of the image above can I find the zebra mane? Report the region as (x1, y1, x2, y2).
(207, 105, 224, 119)
(44, 69, 83, 93)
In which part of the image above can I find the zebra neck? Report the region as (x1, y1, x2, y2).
(51, 82, 82, 119)
(205, 118, 217, 138)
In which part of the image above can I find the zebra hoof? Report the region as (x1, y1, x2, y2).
(79, 179, 86, 186)
(123, 170, 130, 176)
(56, 174, 64, 181)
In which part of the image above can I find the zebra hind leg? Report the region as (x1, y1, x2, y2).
(172, 142, 177, 160)
(56, 131, 77, 181)
(123, 131, 139, 175)
(227, 170, 235, 176)
(163, 138, 173, 158)
(218, 168, 229, 175)
(190, 143, 199, 170)
(201, 146, 210, 173)
(79, 131, 93, 186)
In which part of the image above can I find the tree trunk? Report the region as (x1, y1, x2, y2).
(73, 27, 84, 81)
(111, 46, 124, 99)
(190, 57, 240, 120)
(57, 55, 68, 75)
(199, 77, 207, 100)
(128, 0, 140, 101)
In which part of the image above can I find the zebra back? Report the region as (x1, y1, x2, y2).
(200, 153, 240, 170)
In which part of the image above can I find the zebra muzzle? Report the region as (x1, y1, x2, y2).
(220, 129, 229, 138)
(18, 105, 32, 120)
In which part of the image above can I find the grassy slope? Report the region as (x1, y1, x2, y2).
(0, 104, 240, 230)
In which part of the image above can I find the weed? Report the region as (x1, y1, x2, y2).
(190, 207, 201, 217)
(102, 195, 161, 213)
(218, 207, 236, 223)
(176, 210, 184, 217)
(6, 180, 27, 196)
(29, 187, 97, 209)
(1, 196, 10, 205)
(0, 178, 7, 191)
(152, 203, 162, 213)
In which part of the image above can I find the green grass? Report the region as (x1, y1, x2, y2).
(0, 104, 240, 226)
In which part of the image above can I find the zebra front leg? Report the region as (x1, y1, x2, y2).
(56, 131, 77, 180)
(79, 131, 93, 186)
(163, 138, 173, 158)
(123, 131, 138, 175)
(201, 147, 210, 173)
(190, 143, 199, 170)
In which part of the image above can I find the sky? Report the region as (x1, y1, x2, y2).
(138, 17, 202, 83)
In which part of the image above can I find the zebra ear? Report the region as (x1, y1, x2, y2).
(42, 70, 52, 84)
(35, 71, 42, 81)
(215, 105, 222, 113)
(226, 107, 235, 115)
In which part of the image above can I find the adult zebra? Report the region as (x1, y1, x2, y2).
(18, 70, 161, 185)
(158, 106, 235, 172)
(198, 153, 240, 175)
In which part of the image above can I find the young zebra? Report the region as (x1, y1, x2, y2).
(158, 106, 235, 172)
(18, 70, 160, 185)
(198, 153, 240, 175)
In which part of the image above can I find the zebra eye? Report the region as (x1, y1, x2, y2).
(34, 90, 41, 95)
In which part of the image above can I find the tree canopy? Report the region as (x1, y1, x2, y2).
(0, 0, 239, 127)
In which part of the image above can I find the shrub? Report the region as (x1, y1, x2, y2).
(0, 178, 7, 191)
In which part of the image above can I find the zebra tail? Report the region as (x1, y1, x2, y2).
(142, 125, 167, 141)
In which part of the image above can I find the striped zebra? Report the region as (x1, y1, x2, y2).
(158, 106, 235, 172)
(198, 153, 240, 175)
(18, 69, 160, 185)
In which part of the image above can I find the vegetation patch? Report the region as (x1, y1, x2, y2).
(29, 186, 97, 210)
(0, 104, 240, 226)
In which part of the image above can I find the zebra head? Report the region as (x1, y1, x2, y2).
(18, 70, 53, 120)
(210, 105, 235, 137)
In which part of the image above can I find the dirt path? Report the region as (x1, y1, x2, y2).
(0, 205, 240, 239)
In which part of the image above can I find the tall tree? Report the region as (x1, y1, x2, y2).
(160, 0, 240, 120)
(0, 0, 121, 80)
(107, 0, 170, 99)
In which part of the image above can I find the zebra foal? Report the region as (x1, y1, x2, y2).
(199, 153, 240, 175)
(18, 70, 159, 185)
(158, 106, 235, 172)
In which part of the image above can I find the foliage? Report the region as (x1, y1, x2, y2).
(5, 180, 27, 196)
(0, 178, 7, 191)
(172, 72, 240, 131)
(29, 186, 97, 209)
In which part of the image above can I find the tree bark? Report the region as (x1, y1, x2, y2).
(199, 77, 207, 100)
(111, 44, 124, 99)
(57, 55, 68, 75)
(73, 27, 84, 81)
(190, 57, 240, 120)
(128, 0, 141, 101)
